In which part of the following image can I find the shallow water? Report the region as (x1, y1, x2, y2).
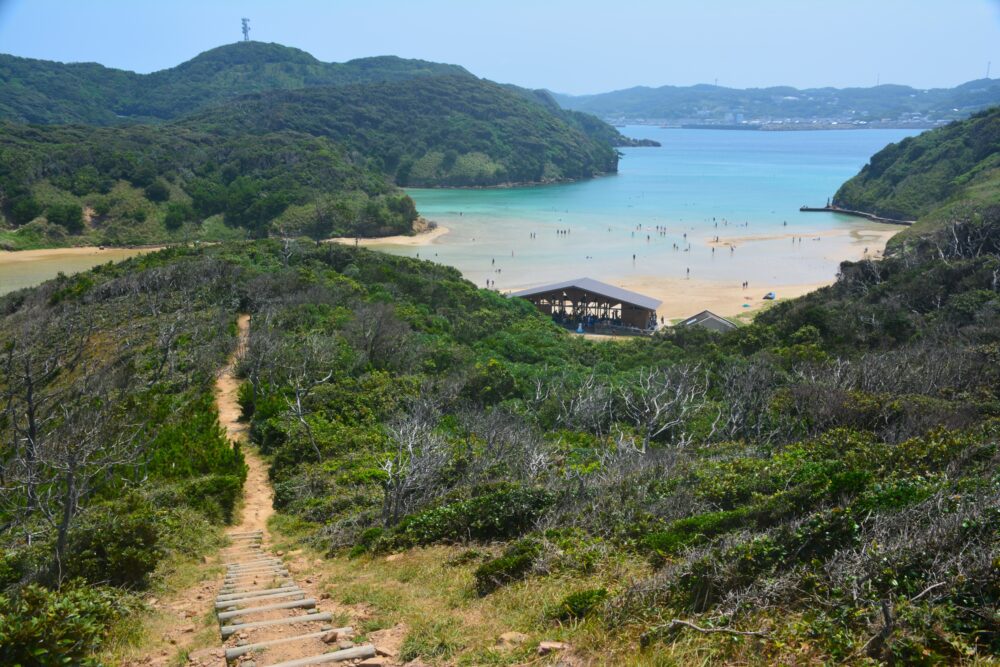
(0, 247, 152, 296)
(0, 128, 919, 300)
(402, 127, 919, 291)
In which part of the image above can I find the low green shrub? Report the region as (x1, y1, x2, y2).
(348, 527, 385, 558)
(389, 483, 552, 548)
(0, 582, 139, 666)
(237, 381, 256, 419)
(180, 474, 243, 524)
(473, 538, 541, 596)
(63, 495, 161, 589)
(547, 588, 608, 621)
(641, 509, 747, 565)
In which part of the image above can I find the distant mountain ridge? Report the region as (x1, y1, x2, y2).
(553, 79, 1000, 127)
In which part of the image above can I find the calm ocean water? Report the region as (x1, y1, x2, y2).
(403, 127, 919, 290)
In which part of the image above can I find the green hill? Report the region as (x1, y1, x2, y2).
(0, 121, 416, 249)
(182, 75, 620, 186)
(832, 106, 1000, 239)
(0, 42, 471, 124)
(0, 42, 629, 245)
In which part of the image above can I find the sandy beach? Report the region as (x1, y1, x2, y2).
(492, 224, 900, 322)
(326, 224, 450, 248)
(0, 246, 160, 296)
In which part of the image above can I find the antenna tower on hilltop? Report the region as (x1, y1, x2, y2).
(241, 18, 250, 42)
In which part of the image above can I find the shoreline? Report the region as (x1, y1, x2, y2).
(494, 224, 900, 322)
(325, 224, 450, 247)
(0, 245, 164, 263)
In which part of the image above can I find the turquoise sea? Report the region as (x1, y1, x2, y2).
(396, 127, 919, 313)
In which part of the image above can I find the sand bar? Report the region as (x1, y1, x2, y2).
(326, 224, 449, 248)
(0, 246, 161, 296)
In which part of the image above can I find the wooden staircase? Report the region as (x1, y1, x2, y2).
(215, 530, 378, 666)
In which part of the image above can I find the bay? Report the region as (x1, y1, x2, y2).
(398, 127, 920, 318)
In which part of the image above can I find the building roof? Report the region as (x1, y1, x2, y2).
(678, 310, 738, 330)
(509, 277, 662, 310)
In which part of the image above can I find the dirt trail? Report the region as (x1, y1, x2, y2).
(216, 314, 274, 536)
(126, 315, 389, 666)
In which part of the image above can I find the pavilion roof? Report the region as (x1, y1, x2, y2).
(509, 277, 662, 310)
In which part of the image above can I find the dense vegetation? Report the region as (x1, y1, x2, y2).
(555, 78, 1000, 124)
(184, 75, 620, 186)
(237, 215, 997, 664)
(0, 42, 633, 247)
(834, 106, 1000, 227)
(0, 121, 416, 248)
(0, 43, 470, 125)
(0, 251, 250, 663)
(1, 205, 998, 661)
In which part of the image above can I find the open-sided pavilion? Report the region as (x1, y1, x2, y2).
(509, 277, 662, 332)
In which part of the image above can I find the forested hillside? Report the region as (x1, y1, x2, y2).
(0, 43, 470, 125)
(183, 75, 620, 186)
(0, 42, 629, 247)
(0, 121, 416, 249)
(0, 250, 248, 664)
(833, 106, 1000, 228)
(3, 204, 995, 663)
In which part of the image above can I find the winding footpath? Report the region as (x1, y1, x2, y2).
(208, 315, 380, 667)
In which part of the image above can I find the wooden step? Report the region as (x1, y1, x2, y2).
(216, 585, 300, 602)
(220, 611, 333, 638)
(265, 645, 377, 667)
(223, 573, 290, 584)
(216, 597, 316, 621)
(227, 559, 282, 568)
(219, 580, 294, 595)
(224, 570, 288, 581)
(223, 627, 353, 660)
(215, 590, 304, 609)
(226, 563, 285, 574)
(224, 568, 288, 580)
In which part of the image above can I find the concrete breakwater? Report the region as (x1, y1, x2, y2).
(799, 205, 915, 226)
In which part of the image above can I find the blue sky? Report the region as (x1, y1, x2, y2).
(0, 0, 997, 94)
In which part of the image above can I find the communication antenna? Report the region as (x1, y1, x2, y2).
(241, 18, 250, 42)
(988, 61, 992, 79)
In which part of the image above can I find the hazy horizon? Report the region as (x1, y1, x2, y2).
(0, 0, 998, 95)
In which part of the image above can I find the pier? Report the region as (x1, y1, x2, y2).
(800, 205, 914, 226)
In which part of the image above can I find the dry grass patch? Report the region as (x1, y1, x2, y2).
(267, 516, 657, 664)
